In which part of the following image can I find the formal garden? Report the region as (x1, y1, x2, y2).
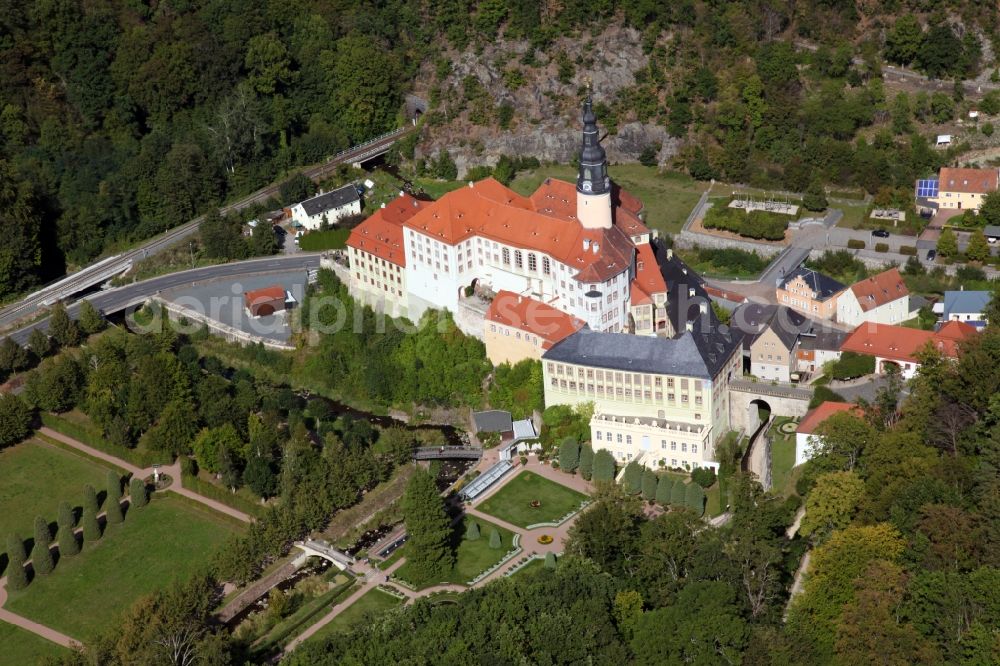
(0, 438, 120, 565)
(701, 200, 797, 240)
(475, 471, 588, 528)
(393, 515, 516, 589)
(5, 494, 239, 641)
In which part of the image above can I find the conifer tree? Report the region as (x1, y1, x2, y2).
(685, 483, 705, 515)
(82, 506, 101, 542)
(31, 516, 54, 575)
(641, 468, 658, 501)
(578, 443, 594, 480)
(5, 533, 28, 590)
(655, 474, 674, 505)
(56, 501, 79, 557)
(129, 477, 148, 509)
(544, 552, 557, 569)
(105, 471, 124, 524)
(592, 449, 616, 482)
(559, 437, 580, 472)
(401, 469, 454, 584)
(465, 521, 480, 541)
(82, 484, 98, 514)
(670, 480, 688, 507)
(622, 461, 642, 494)
(489, 527, 502, 549)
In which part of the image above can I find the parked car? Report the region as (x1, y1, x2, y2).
(871, 229, 890, 238)
(926, 249, 937, 261)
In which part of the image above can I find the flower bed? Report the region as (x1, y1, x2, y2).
(537, 535, 553, 545)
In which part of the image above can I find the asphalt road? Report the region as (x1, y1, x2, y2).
(0, 126, 413, 331)
(8, 254, 322, 345)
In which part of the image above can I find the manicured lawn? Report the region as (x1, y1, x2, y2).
(769, 417, 798, 497)
(305, 588, 402, 644)
(6, 494, 239, 641)
(395, 516, 516, 588)
(510, 165, 707, 235)
(509, 557, 549, 578)
(476, 471, 588, 528)
(0, 438, 115, 564)
(298, 228, 350, 251)
(0, 621, 69, 665)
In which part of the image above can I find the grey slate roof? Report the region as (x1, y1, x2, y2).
(780, 267, 846, 301)
(943, 290, 992, 318)
(730, 303, 808, 351)
(299, 184, 360, 217)
(472, 410, 513, 433)
(984, 225, 1000, 238)
(544, 329, 722, 379)
(797, 324, 848, 352)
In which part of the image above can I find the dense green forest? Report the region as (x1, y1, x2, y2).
(4, 1, 1000, 299)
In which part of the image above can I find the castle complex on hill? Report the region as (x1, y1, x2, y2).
(346, 96, 740, 472)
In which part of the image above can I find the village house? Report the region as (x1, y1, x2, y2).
(836, 267, 913, 327)
(794, 401, 864, 466)
(776, 267, 845, 320)
(839, 320, 977, 380)
(939, 290, 992, 328)
(291, 183, 362, 230)
(795, 324, 848, 374)
(928, 167, 999, 211)
(731, 304, 808, 382)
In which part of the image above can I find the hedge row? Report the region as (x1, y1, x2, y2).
(847, 239, 865, 250)
(875, 242, 889, 253)
(180, 470, 267, 519)
(40, 412, 160, 468)
(899, 245, 917, 256)
(703, 206, 789, 241)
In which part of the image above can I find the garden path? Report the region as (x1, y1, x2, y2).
(38, 427, 252, 524)
(0, 577, 80, 649)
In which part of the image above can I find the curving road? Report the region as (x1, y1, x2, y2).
(7, 254, 322, 345)
(0, 126, 413, 332)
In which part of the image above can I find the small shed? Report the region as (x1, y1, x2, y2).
(936, 134, 952, 146)
(244, 285, 286, 317)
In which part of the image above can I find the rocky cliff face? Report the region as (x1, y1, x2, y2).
(414, 26, 681, 177)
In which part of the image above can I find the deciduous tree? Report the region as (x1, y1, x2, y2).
(0, 392, 33, 448)
(48, 302, 80, 348)
(77, 300, 105, 335)
(801, 470, 864, 540)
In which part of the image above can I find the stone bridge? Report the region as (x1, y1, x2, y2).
(293, 539, 355, 571)
(728, 379, 812, 433)
(414, 446, 483, 460)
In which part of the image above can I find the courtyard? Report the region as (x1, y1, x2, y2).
(475, 470, 588, 529)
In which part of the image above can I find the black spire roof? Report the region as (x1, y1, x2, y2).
(577, 91, 610, 197)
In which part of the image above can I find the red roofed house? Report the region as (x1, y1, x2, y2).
(839, 320, 977, 380)
(485, 291, 586, 365)
(344, 95, 666, 337)
(346, 193, 428, 318)
(244, 285, 287, 317)
(931, 167, 999, 211)
(836, 267, 914, 326)
(795, 401, 864, 465)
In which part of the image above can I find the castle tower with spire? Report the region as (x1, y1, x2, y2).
(576, 90, 613, 230)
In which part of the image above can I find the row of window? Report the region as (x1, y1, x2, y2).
(488, 323, 541, 345)
(594, 431, 699, 453)
(548, 363, 703, 391)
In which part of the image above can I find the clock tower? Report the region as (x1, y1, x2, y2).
(576, 91, 612, 230)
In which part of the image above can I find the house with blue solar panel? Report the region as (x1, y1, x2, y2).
(917, 167, 999, 213)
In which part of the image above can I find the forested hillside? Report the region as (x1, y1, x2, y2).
(2, 0, 999, 297)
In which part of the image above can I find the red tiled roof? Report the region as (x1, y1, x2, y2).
(631, 243, 667, 305)
(402, 177, 638, 282)
(796, 401, 863, 435)
(849, 267, 909, 312)
(840, 321, 976, 363)
(939, 167, 999, 194)
(487, 291, 586, 347)
(347, 193, 428, 267)
(244, 285, 285, 302)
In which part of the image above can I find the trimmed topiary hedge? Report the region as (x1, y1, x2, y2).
(874, 242, 889, 253)
(847, 239, 865, 250)
(899, 245, 917, 256)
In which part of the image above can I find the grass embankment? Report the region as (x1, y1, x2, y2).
(0, 623, 69, 664)
(768, 417, 800, 498)
(5, 494, 239, 641)
(0, 438, 115, 568)
(674, 246, 772, 280)
(510, 165, 707, 235)
(304, 588, 403, 645)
